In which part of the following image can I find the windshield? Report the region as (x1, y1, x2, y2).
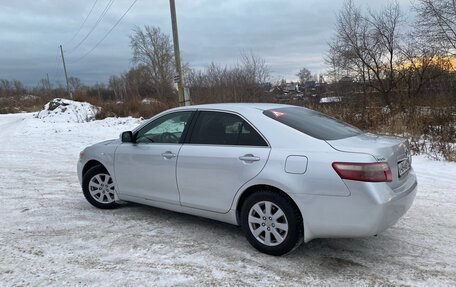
(263, 107, 362, 140)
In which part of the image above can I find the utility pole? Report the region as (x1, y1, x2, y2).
(45, 73, 52, 95)
(169, 0, 189, 106)
(59, 45, 72, 99)
(46, 73, 51, 90)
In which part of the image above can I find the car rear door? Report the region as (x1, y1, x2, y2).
(176, 110, 271, 213)
(114, 111, 194, 204)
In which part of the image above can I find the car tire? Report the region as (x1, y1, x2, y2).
(241, 190, 303, 256)
(82, 165, 119, 209)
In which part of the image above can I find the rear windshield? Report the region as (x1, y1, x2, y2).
(263, 107, 362, 140)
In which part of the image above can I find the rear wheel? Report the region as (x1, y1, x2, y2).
(82, 165, 119, 209)
(241, 190, 303, 255)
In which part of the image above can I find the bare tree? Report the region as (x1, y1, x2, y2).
(415, 0, 456, 53)
(0, 79, 11, 97)
(239, 51, 270, 84)
(397, 39, 452, 100)
(68, 76, 82, 93)
(39, 77, 51, 91)
(130, 26, 175, 102)
(185, 52, 271, 103)
(109, 75, 127, 102)
(327, 0, 402, 107)
(325, 38, 352, 83)
(12, 80, 24, 95)
(296, 67, 312, 84)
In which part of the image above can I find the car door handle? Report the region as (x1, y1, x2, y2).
(161, 151, 176, 159)
(239, 154, 260, 162)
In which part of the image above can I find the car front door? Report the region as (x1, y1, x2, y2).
(114, 111, 194, 204)
(176, 111, 271, 213)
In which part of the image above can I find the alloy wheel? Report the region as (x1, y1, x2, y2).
(248, 201, 289, 246)
(88, 173, 115, 204)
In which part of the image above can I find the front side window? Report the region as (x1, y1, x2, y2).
(136, 111, 192, 144)
(189, 111, 267, 146)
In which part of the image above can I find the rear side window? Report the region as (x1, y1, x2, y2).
(189, 111, 268, 146)
(263, 107, 362, 140)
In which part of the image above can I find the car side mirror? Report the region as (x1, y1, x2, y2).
(121, 131, 135, 143)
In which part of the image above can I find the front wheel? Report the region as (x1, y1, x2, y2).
(241, 191, 303, 255)
(82, 165, 119, 209)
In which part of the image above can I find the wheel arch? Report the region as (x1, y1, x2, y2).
(235, 184, 304, 233)
(82, 160, 105, 177)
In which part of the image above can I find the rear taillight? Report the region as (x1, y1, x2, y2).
(332, 162, 392, 182)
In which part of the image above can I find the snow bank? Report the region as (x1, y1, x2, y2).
(35, 98, 99, 123)
(141, 98, 158, 104)
(319, 96, 342, 104)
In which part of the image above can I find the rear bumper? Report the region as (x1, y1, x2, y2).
(292, 170, 417, 242)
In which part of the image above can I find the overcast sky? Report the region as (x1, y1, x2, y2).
(0, 0, 412, 87)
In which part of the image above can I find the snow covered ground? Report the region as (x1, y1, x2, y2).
(0, 112, 455, 286)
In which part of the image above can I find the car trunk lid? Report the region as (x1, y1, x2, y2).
(326, 133, 412, 189)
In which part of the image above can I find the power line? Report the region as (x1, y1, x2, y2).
(72, 0, 139, 63)
(67, 0, 116, 53)
(65, 0, 99, 45)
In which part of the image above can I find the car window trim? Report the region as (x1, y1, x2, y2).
(182, 110, 200, 144)
(183, 109, 270, 147)
(179, 110, 197, 144)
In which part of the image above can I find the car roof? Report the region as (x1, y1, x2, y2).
(170, 103, 292, 112)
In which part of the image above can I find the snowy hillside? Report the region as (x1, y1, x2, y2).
(0, 112, 455, 286)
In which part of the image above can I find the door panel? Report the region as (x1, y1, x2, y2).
(115, 143, 181, 203)
(176, 110, 270, 213)
(177, 145, 270, 213)
(114, 111, 193, 204)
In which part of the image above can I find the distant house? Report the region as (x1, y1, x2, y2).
(303, 80, 316, 89)
(286, 82, 299, 92)
(259, 82, 272, 91)
(339, 76, 353, 83)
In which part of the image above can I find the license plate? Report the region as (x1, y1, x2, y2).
(398, 159, 411, 177)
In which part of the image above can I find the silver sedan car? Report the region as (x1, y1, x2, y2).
(77, 103, 417, 255)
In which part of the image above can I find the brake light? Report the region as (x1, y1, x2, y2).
(271, 111, 286, 118)
(332, 162, 392, 182)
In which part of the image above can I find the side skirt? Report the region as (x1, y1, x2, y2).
(119, 194, 239, 225)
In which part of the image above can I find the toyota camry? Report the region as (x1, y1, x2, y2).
(77, 103, 417, 255)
